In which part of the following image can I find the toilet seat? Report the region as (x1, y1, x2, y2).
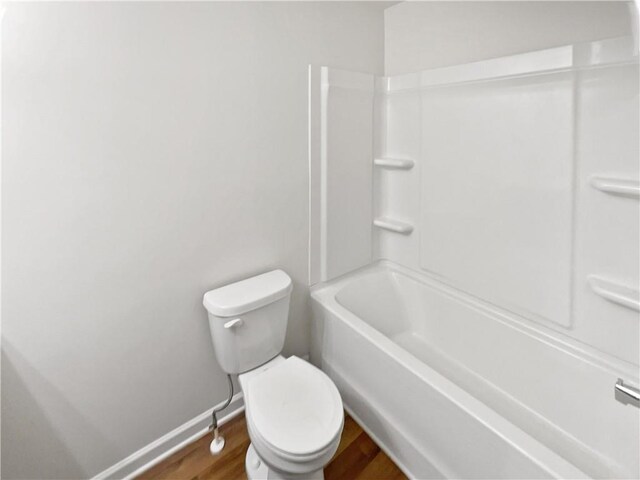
(242, 356, 344, 473)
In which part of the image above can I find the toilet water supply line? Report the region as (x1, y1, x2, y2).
(209, 374, 234, 455)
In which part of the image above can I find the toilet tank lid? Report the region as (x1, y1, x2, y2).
(203, 269, 292, 317)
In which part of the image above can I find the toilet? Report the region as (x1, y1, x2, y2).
(203, 269, 344, 480)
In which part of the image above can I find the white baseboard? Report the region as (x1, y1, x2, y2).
(92, 393, 245, 480)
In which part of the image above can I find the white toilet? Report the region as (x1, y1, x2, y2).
(203, 269, 344, 480)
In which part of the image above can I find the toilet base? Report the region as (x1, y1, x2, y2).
(245, 443, 324, 480)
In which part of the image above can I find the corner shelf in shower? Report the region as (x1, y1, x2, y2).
(374, 158, 415, 170)
(588, 276, 640, 312)
(373, 217, 414, 234)
(590, 176, 640, 199)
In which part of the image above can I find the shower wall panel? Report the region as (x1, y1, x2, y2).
(309, 66, 375, 284)
(375, 38, 639, 367)
(419, 72, 574, 328)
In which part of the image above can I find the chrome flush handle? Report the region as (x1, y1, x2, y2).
(224, 318, 244, 330)
(615, 379, 640, 408)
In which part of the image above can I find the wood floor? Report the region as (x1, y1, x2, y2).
(137, 413, 407, 480)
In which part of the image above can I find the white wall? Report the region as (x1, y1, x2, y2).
(1, 3, 385, 478)
(385, 1, 633, 75)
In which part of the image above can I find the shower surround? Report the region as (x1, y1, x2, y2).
(309, 35, 639, 479)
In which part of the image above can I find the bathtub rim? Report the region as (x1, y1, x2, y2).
(311, 260, 638, 479)
(312, 260, 639, 382)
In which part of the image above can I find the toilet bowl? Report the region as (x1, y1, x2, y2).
(240, 356, 343, 479)
(203, 269, 344, 479)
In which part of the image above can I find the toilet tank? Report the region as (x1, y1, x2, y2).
(203, 269, 293, 374)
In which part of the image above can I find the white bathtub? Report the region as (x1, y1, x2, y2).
(310, 261, 639, 479)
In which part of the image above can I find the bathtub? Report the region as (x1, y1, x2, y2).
(310, 261, 639, 479)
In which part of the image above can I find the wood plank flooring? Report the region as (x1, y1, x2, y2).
(137, 413, 406, 480)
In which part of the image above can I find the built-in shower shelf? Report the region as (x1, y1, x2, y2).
(588, 276, 640, 312)
(373, 217, 414, 234)
(374, 158, 415, 170)
(590, 176, 640, 199)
